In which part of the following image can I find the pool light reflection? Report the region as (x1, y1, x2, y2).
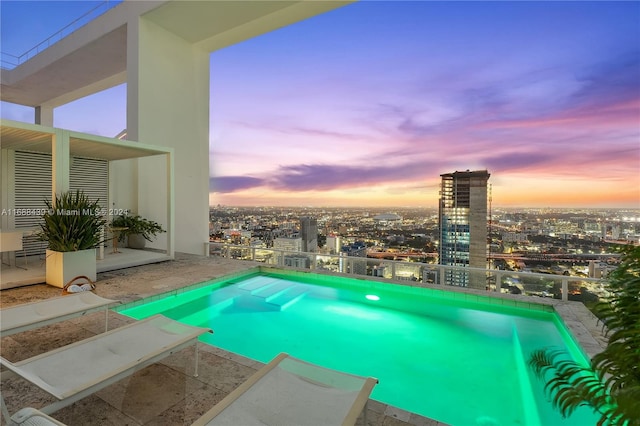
(366, 294, 380, 301)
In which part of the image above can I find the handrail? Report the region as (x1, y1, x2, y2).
(0, 0, 121, 70)
(205, 242, 609, 303)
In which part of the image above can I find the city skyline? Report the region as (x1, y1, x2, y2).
(1, 1, 639, 209)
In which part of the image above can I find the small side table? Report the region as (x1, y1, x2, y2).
(109, 227, 128, 253)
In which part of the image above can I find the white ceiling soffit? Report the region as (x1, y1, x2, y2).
(0, 0, 352, 108)
(144, 1, 353, 52)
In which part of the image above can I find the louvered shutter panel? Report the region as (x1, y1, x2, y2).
(14, 152, 51, 256)
(13, 151, 109, 256)
(70, 157, 109, 211)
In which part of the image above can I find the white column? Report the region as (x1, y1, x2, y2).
(51, 129, 70, 198)
(35, 105, 54, 126)
(127, 16, 209, 255)
(166, 150, 175, 258)
(0, 150, 14, 230)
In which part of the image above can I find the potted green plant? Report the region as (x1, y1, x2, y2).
(111, 214, 165, 249)
(39, 190, 106, 288)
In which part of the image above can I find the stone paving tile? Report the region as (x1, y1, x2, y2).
(0, 321, 95, 362)
(366, 399, 387, 415)
(384, 405, 412, 422)
(146, 382, 226, 426)
(94, 362, 200, 425)
(0, 284, 60, 307)
(356, 408, 385, 426)
(199, 344, 264, 370)
(166, 349, 258, 394)
(54, 394, 140, 426)
(409, 413, 448, 426)
(382, 415, 415, 426)
(0, 376, 57, 414)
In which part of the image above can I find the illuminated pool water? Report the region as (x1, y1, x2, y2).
(119, 270, 598, 426)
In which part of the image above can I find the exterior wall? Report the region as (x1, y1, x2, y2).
(109, 159, 138, 219)
(127, 16, 209, 254)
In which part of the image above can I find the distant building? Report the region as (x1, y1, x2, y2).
(611, 225, 621, 240)
(223, 229, 252, 245)
(502, 232, 528, 243)
(439, 170, 490, 287)
(341, 241, 367, 257)
(284, 254, 311, 269)
(372, 265, 386, 277)
(373, 213, 402, 226)
(273, 237, 303, 253)
(588, 260, 607, 279)
(325, 234, 342, 254)
(300, 217, 318, 252)
(583, 222, 602, 235)
(341, 241, 367, 275)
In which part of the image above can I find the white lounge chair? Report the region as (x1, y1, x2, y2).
(192, 352, 378, 426)
(0, 315, 212, 419)
(0, 292, 119, 337)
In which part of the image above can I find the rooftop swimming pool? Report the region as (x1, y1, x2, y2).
(119, 269, 598, 425)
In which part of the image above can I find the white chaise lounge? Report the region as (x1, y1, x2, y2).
(0, 292, 119, 337)
(192, 352, 379, 426)
(0, 315, 212, 420)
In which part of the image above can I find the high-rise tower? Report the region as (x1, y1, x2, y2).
(439, 170, 490, 286)
(300, 217, 318, 253)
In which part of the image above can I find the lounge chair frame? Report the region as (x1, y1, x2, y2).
(0, 292, 119, 337)
(7, 407, 66, 426)
(0, 315, 212, 420)
(192, 352, 378, 426)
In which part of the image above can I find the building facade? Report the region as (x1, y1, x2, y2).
(273, 237, 303, 253)
(325, 234, 342, 254)
(300, 217, 318, 252)
(439, 170, 490, 286)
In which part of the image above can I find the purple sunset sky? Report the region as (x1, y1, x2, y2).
(1, 1, 639, 208)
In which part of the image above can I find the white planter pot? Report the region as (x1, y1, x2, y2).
(45, 249, 97, 288)
(127, 234, 147, 250)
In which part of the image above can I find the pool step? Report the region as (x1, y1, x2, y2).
(161, 278, 309, 320)
(228, 294, 277, 312)
(237, 276, 282, 293)
(266, 286, 309, 310)
(253, 280, 295, 299)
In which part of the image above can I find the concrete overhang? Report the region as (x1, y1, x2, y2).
(0, 0, 353, 108)
(1, 119, 171, 161)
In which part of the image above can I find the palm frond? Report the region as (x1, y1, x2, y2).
(38, 190, 106, 251)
